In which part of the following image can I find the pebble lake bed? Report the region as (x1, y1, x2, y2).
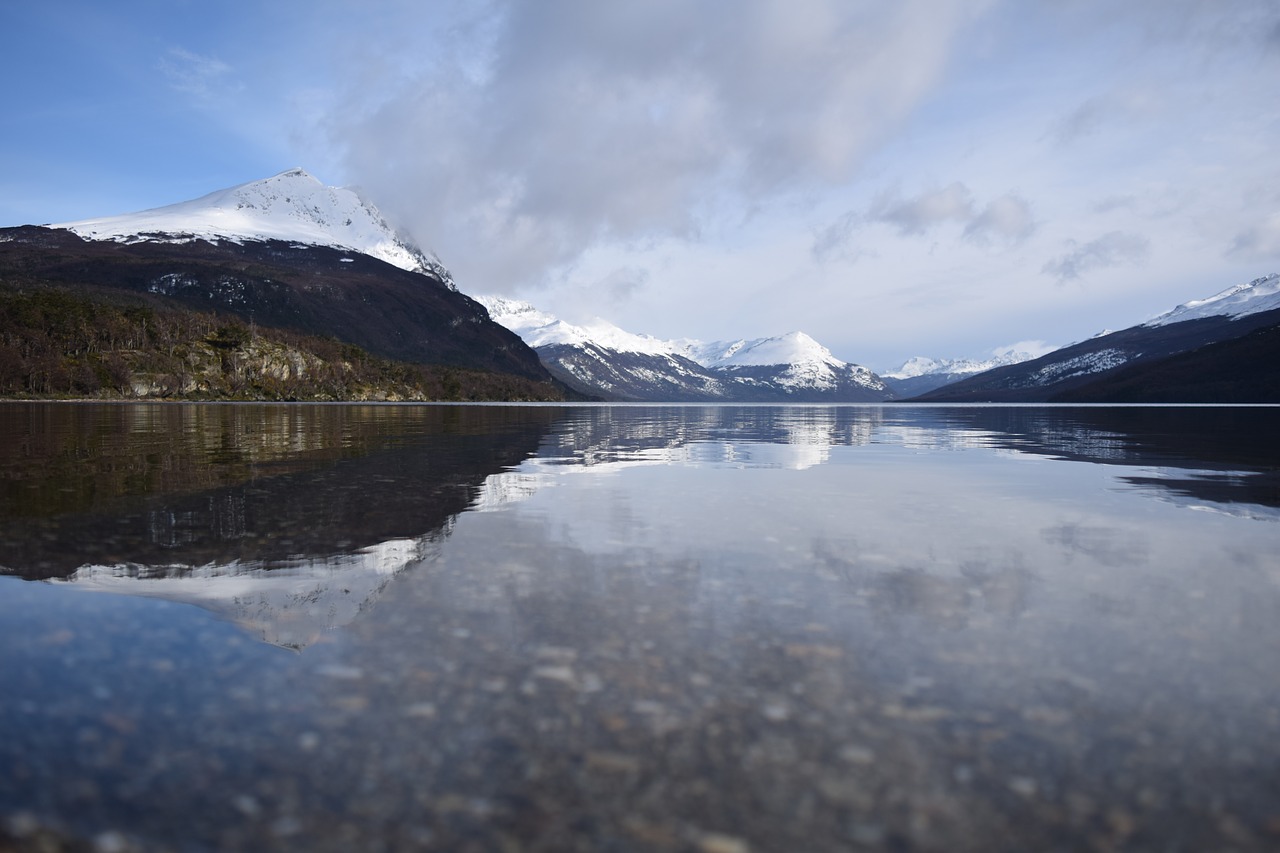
(2, 402, 1278, 851)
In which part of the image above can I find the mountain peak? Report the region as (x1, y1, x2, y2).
(687, 331, 840, 369)
(52, 170, 455, 287)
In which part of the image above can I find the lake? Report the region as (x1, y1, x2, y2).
(1, 402, 1278, 851)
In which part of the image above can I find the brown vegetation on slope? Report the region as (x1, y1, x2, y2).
(0, 289, 568, 401)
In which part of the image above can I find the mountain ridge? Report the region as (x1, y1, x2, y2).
(911, 273, 1280, 403)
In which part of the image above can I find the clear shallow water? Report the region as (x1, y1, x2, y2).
(1, 402, 1279, 851)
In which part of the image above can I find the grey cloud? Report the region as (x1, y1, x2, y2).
(1050, 96, 1112, 144)
(1059, 1, 1280, 61)
(964, 194, 1036, 246)
(1042, 523, 1149, 568)
(1093, 195, 1137, 214)
(811, 211, 863, 263)
(1228, 215, 1280, 260)
(324, 0, 991, 293)
(870, 182, 974, 236)
(862, 184, 1034, 246)
(1041, 1, 1280, 147)
(599, 266, 650, 303)
(1041, 231, 1151, 282)
(1048, 89, 1159, 146)
(556, 266, 653, 323)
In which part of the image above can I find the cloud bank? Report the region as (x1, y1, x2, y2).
(325, 0, 991, 291)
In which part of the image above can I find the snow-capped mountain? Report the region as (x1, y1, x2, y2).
(478, 296, 893, 402)
(883, 345, 1055, 397)
(913, 273, 1280, 402)
(681, 331, 890, 400)
(5, 170, 555, 384)
(56, 167, 456, 287)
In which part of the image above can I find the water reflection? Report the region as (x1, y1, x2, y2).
(0, 403, 558, 646)
(2, 403, 1280, 850)
(475, 404, 1280, 516)
(60, 538, 442, 650)
(3, 404, 1277, 639)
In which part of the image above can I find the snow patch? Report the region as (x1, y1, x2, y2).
(1029, 348, 1131, 384)
(478, 296, 679, 355)
(1146, 273, 1280, 327)
(682, 331, 843, 369)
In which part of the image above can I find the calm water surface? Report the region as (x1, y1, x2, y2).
(1, 402, 1278, 851)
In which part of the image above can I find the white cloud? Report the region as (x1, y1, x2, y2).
(990, 340, 1057, 360)
(159, 48, 236, 101)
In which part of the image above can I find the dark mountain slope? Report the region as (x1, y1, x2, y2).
(536, 343, 728, 402)
(911, 307, 1280, 402)
(0, 225, 549, 382)
(1053, 321, 1280, 403)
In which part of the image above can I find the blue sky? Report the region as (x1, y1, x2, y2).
(3, 1, 1278, 371)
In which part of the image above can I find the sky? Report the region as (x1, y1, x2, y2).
(2, 1, 1278, 372)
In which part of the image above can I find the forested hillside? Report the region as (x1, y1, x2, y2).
(0, 289, 568, 401)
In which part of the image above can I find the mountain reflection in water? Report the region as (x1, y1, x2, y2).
(1, 403, 1278, 851)
(0, 403, 560, 647)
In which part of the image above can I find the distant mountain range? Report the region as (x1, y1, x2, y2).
(2, 168, 1276, 403)
(477, 296, 893, 402)
(880, 347, 1051, 398)
(479, 271, 1280, 403)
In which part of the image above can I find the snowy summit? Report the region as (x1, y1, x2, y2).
(682, 332, 843, 370)
(53, 168, 454, 286)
